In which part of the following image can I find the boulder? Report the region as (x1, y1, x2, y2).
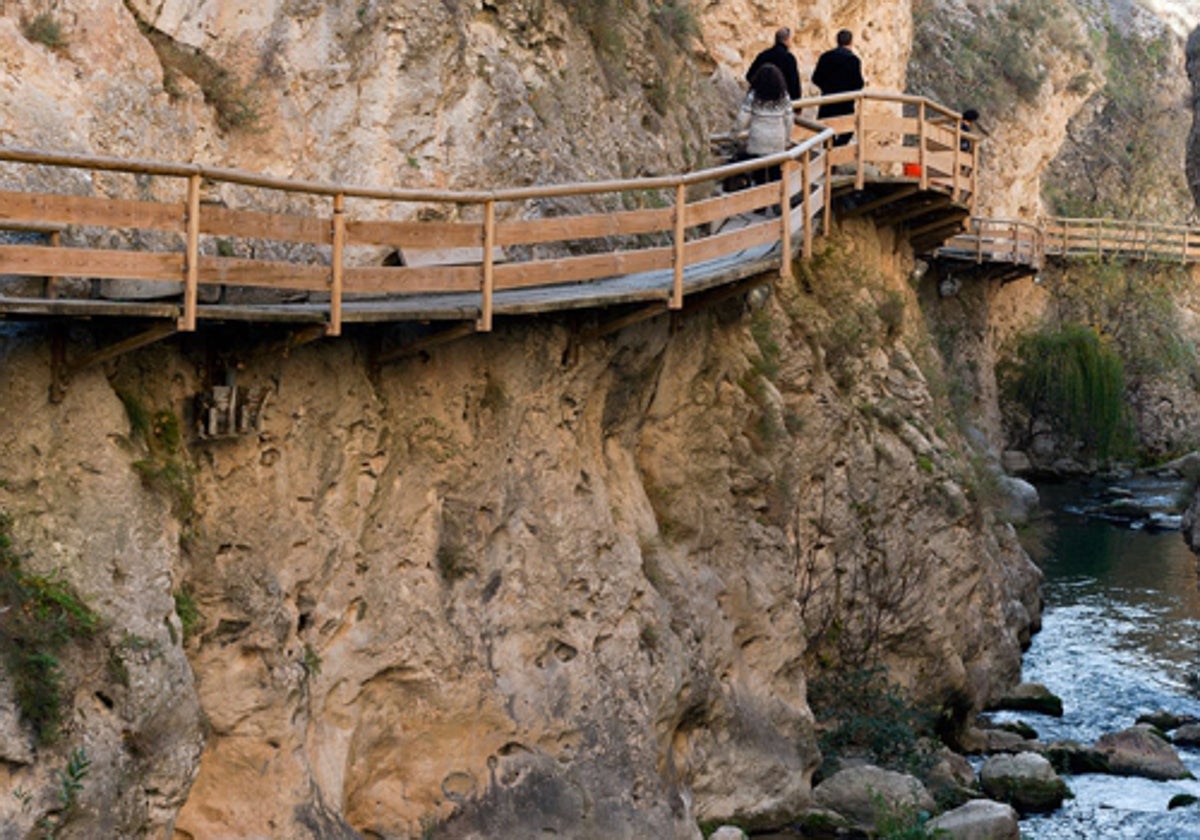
(1172, 723, 1200, 748)
(1096, 725, 1195, 781)
(709, 827, 747, 840)
(1039, 740, 1110, 775)
(811, 765, 935, 832)
(924, 748, 979, 809)
(979, 752, 1070, 814)
(988, 682, 1063, 717)
(928, 799, 1020, 840)
(996, 475, 1039, 525)
(1000, 450, 1033, 476)
(1136, 710, 1198, 732)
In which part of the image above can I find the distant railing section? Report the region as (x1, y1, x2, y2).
(938, 216, 1200, 271)
(1042, 217, 1200, 263)
(937, 217, 1043, 266)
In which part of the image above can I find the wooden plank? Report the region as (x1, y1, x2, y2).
(197, 256, 329, 291)
(689, 183, 777, 225)
(343, 265, 481, 295)
(867, 115, 917, 135)
(0, 190, 182, 232)
(496, 206, 673, 246)
(0, 244, 182, 281)
(201, 205, 330, 245)
(494, 247, 672, 290)
(684, 218, 777, 263)
(345, 218, 482, 248)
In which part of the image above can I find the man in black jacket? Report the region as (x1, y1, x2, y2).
(812, 29, 864, 146)
(745, 27, 801, 101)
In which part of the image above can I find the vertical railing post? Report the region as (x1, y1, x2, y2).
(1183, 228, 1189, 265)
(44, 229, 61, 299)
(975, 218, 983, 264)
(328, 192, 345, 337)
(969, 142, 979, 214)
(1011, 221, 1018, 262)
(952, 108, 962, 200)
(479, 199, 496, 331)
(180, 172, 200, 332)
(822, 137, 833, 236)
(917, 100, 928, 190)
(800, 149, 812, 259)
(855, 94, 866, 191)
(671, 182, 686, 309)
(779, 159, 793, 275)
(1096, 221, 1102, 257)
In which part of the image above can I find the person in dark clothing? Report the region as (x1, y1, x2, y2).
(812, 29, 864, 146)
(745, 26, 801, 101)
(960, 108, 980, 152)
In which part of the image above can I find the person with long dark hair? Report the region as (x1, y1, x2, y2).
(734, 63, 793, 187)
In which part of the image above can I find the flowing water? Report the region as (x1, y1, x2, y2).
(1003, 478, 1200, 839)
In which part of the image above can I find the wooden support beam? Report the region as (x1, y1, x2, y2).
(50, 321, 179, 403)
(840, 185, 920, 219)
(578, 302, 670, 343)
(374, 321, 477, 367)
(875, 195, 954, 227)
(906, 210, 968, 240)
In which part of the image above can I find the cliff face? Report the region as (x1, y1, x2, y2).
(0, 0, 1097, 837)
(0, 224, 1041, 837)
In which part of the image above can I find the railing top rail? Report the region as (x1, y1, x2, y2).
(794, 89, 962, 119)
(1, 130, 833, 207)
(1047, 216, 1200, 234)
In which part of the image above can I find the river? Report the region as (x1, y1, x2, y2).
(1002, 478, 1200, 839)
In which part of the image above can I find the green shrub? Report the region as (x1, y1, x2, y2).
(873, 791, 947, 839)
(22, 13, 66, 48)
(174, 588, 202, 642)
(651, 0, 698, 49)
(0, 514, 99, 744)
(808, 666, 936, 779)
(1001, 323, 1132, 460)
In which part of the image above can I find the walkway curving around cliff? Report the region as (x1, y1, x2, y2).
(0, 92, 978, 342)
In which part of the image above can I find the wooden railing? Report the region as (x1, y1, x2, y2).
(1042, 217, 1200, 263)
(939, 216, 1200, 271)
(793, 90, 980, 210)
(0, 92, 979, 334)
(0, 142, 831, 335)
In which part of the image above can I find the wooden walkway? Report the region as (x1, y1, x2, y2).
(935, 216, 1200, 281)
(0, 91, 979, 347)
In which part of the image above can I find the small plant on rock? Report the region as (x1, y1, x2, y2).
(0, 514, 100, 744)
(22, 13, 66, 48)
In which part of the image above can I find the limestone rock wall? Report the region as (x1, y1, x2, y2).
(0, 222, 1041, 837)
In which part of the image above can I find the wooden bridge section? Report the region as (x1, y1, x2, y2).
(935, 216, 1200, 281)
(0, 92, 978, 351)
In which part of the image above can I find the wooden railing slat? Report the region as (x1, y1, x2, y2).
(202, 205, 331, 244)
(0, 244, 182, 280)
(0, 190, 182, 232)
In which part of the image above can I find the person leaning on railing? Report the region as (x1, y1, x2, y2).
(734, 63, 794, 188)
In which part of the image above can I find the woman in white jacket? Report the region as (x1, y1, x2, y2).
(735, 63, 793, 186)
